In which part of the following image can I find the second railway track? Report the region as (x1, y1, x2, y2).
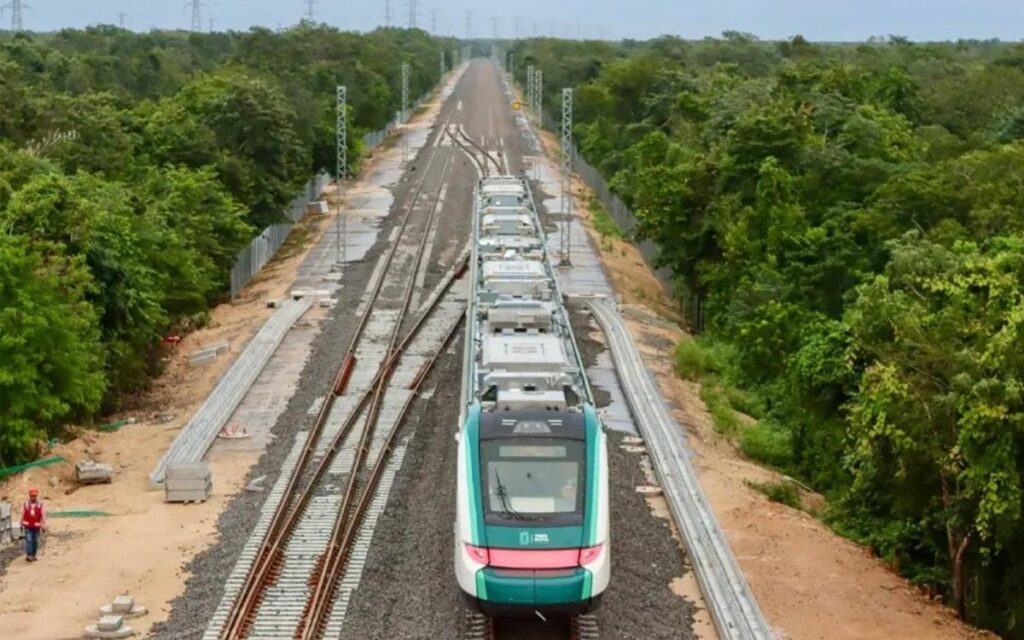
(206, 117, 468, 640)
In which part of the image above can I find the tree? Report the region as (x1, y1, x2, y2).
(844, 233, 1024, 618)
(0, 234, 105, 464)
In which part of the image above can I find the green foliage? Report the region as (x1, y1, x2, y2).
(587, 195, 624, 239)
(515, 34, 1024, 635)
(740, 424, 793, 468)
(746, 480, 802, 509)
(0, 234, 105, 464)
(0, 26, 453, 462)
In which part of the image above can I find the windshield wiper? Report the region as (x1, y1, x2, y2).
(493, 470, 527, 521)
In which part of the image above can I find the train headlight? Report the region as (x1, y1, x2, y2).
(578, 544, 604, 566)
(465, 543, 490, 565)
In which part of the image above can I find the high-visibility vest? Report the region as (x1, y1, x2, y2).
(21, 501, 45, 528)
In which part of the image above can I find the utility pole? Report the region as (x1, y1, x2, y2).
(406, 0, 416, 29)
(559, 88, 573, 266)
(401, 62, 410, 163)
(440, 49, 445, 79)
(383, 0, 391, 27)
(304, 0, 315, 22)
(534, 69, 543, 121)
(336, 85, 348, 266)
(2, 0, 24, 31)
(526, 65, 535, 117)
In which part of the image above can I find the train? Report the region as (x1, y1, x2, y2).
(454, 175, 610, 618)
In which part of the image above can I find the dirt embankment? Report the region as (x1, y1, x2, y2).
(535, 127, 992, 640)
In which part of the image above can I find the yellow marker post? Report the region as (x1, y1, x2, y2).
(512, 100, 522, 111)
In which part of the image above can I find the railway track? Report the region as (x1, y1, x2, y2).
(463, 613, 599, 640)
(207, 117, 468, 640)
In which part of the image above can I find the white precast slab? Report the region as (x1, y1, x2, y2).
(588, 299, 772, 640)
(150, 299, 313, 487)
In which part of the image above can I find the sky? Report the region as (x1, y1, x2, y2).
(9, 0, 1024, 42)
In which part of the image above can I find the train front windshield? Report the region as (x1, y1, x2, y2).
(480, 437, 585, 523)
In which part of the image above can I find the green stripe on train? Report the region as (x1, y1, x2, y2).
(464, 406, 485, 544)
(583, 404, 601, 546)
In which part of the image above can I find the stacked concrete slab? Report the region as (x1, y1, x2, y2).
(149, 299, 313, 487)
(0, 502, 11, 545)
(165, 462, 212, 503)
(76, 460, 114, 485)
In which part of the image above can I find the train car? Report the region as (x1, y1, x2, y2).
(455, 176, 610, 618)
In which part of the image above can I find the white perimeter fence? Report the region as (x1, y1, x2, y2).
(228, 94, 430, 299)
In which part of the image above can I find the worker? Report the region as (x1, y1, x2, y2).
(21, 488, 47, 562)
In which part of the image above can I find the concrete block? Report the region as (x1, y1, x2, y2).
(187, 351, 217, 368)
(112, 596, 133, 613)
(266, 298, 282, 308)
(165, 489, 211, 503)
(98, 616, 123, 632)
(165, 462, 210, 481)
(196, 341, 229, 356)
(76, 460, 114, 485)
(307, 200, 328, 215)
(101, 595, 147, 618)
(166, 477, 211, 491)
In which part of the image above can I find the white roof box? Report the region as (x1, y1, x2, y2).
(482, 334, 567, 373)
(480, 214, 535, 236)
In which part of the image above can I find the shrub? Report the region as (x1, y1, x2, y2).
(740, 423, 793, 468)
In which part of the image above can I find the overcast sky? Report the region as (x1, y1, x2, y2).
(13, 0, 1024, 42)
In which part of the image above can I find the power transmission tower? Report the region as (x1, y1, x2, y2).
(406, 0, 416, 28)
(208, 17, 214, 31)
(464, 10, 471, 39)
(491, 16, 499, 39)
(513, 16, 520, 40)
(185, 0, 201, 32)
(383, 0, 392, 27)
(430, 8, 437, 34)
(559, 88, 573, 266)
(118, 12, 126, 28)
(335, 85, 348, 266)
(2, 0, 26, 31)
(304, 0, 315, 22)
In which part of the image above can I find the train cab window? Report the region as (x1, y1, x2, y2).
(480, 437, 585, 524)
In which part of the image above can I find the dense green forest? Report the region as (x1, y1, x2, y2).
(0, 25, 452, 466)
(513, 34, 1024, 637)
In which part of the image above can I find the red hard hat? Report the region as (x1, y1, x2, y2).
(28, 488, 38, 496)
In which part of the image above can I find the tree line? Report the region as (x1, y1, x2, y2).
(0, 25, 453, 466)
(512, 34, 1024, 637)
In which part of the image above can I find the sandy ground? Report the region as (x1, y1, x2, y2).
(0, 106, 431, 639)
(537, 128, 994, 640)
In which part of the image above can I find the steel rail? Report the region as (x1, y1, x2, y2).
(448, 125, 489, 177)
(218, 117, 454, 640)
(300, 311, 465, 639)
(296, 151, 456, 639)
(458, 127, 503, 174)
(586, 298, 772, 640)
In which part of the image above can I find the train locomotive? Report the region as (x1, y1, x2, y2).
(454, 175, 610, 617)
